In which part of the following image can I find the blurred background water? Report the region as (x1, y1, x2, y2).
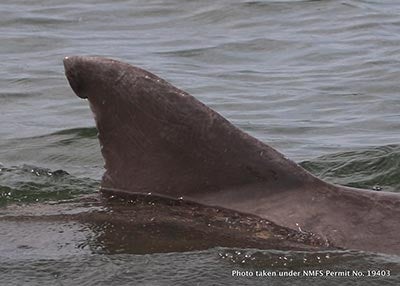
(1, 0, 400, 285)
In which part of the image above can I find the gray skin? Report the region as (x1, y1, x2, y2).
(64, 56, 400, 255)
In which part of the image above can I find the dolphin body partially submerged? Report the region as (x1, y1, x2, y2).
(64, 56, 400, 255)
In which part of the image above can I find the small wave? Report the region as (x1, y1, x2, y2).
(0, 127, 102, 179)
(301, 144, 400, 192)
(0, 164, 99, 206)
(50, 127, 98, 140)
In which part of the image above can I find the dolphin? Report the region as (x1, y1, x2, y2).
(63, 56, 400, 255)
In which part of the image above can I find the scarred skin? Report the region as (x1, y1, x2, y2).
(64, 56, 400, 255)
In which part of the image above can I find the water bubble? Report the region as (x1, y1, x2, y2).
(295, 222, 304, 232)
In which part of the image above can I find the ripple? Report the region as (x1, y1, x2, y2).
(0, 128, 102, 179)
(301, 144, 400, 192)
(0, 164, 99, 206)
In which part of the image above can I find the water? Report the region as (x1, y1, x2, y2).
(1, 0, 400, 285)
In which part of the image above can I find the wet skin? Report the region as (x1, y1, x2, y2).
(64, 56, 400, 255)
